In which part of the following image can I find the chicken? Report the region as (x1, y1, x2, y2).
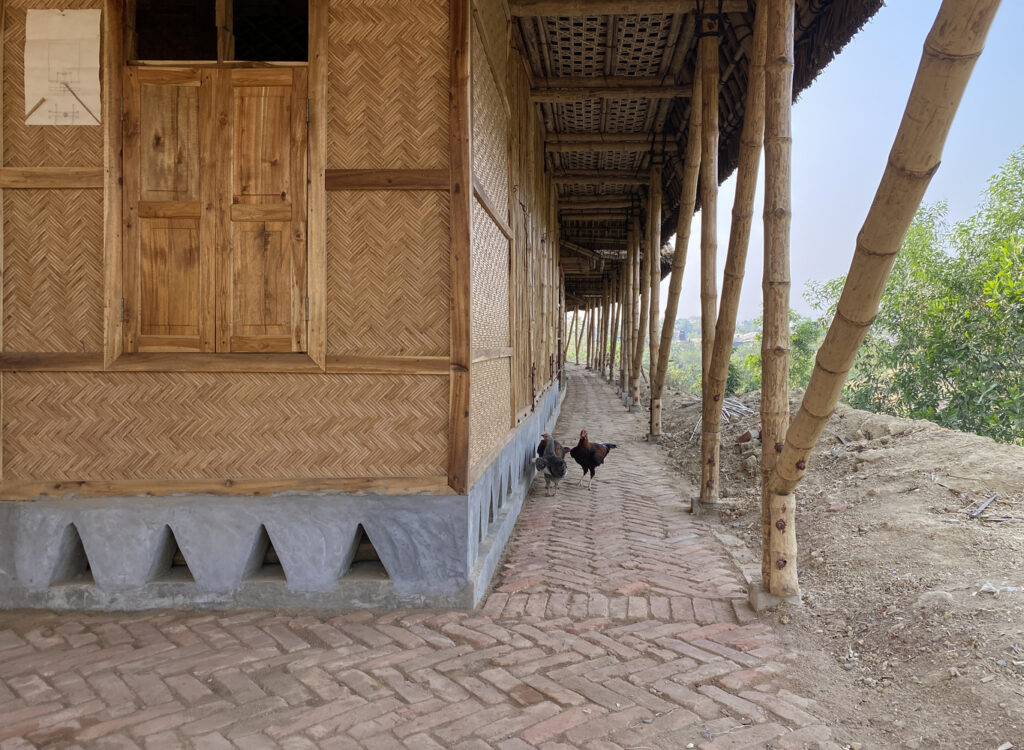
(534, 433, 569, 496)
(569, 429, 616, 489)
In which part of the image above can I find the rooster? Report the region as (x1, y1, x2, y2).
(569, 429, 616, 489)
(535, 433, 568, 496)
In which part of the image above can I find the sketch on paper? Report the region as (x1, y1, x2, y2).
(24, 9, 101, 126)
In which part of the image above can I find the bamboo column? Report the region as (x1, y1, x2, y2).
(602, 276, 612, 377)
(622, 228, 636, 401)
(631, 214, 651, 411)
(653, 73, 702, 415)
(697, 9, 720, 509)
(769, 0, 999, 508)
(584, 300, 593, 367)
(565, 307, 578, 361)
(631, 216, 642, 404)
(609, 270, 621, 382)
(648, 164, 664, 437)
(761, 0, 795, 595)
(703, 0, 768, 505)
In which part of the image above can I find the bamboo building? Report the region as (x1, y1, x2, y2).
(0, 0, 996, 610)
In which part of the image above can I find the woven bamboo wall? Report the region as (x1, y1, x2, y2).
(327, 191, 450, 357)
(327, 0, 449, 169)
(470, 202, 509, 351)
(471, 23, 508, 212)
(3, 372, 448, 480)
(3, 190, 103, 352)
(469, 359, 511, 467)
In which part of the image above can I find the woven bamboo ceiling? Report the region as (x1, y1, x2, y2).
(514, 0, 884, 302)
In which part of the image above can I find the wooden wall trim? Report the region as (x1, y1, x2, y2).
(449, 0, 472, 494)
(307, 0, 328, 369)
(325, 169, 449, 190)
(472, 177, 512, 239)
(0, 167, 104, 188)
(0, 476, 454, 501)
(471, 347, 513, 364)
(103, 0, 125, 369)
(326, 356, 450, 375)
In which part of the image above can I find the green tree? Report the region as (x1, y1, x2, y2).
(807, 147, 1024, 444)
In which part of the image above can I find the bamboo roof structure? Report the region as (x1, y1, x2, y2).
(521, 0, 885, 305)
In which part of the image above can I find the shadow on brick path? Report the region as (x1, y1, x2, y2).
(0, 368, 845, 749)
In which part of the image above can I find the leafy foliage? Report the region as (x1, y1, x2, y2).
(808, 147, 1024, 445)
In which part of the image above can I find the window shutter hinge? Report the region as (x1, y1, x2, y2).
(305, 296, 310, 321)
(119, 298, 125, 322)
(305, 99, 310, 123)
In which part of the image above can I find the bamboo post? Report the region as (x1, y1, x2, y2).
(609, 270, 621, 382)
(630, 216, 642, 405)
(566, 307, 578, 361)
(622, 230, 636, 401)
(587, 299, 595, 369)
(703, 0, 767, 505)
(761, 0, 795, 596)
(575, 301, 586, 364)
(631, 215, 651, 412)
(602, 277, 612, 377)
(648, 164, 664, 437)
(653, 73, 701, 413)
(697, 9, 720, 509)
(769, 0, 1000, 506)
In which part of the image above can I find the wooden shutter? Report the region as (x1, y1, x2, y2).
(218, 68, 308, 353)
(123, 67, 215, 352)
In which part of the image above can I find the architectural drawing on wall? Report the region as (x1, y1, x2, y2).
(24, 9, 101, 126)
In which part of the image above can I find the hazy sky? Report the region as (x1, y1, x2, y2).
(667, 0, 1023, 323)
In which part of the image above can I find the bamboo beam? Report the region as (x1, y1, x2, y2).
(448, 0, 472, 494)
(698, 13, 720, 509)
(532, 81, 691, 102)
(648, 165, 663, 436)
(769, 0, 1000, 504)
(510, 0, 748, 16)
(705, 0, 767, 513)
(554, 170, 648, 185)
(761, 0, 795, 596)
(653, 74, 701, 424)
(546, 139, 679, 154)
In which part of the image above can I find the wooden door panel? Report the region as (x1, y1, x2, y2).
(139, 83, 200, 202)
(138, 218, 202, 350)
(233, 86, 291, 201)
(231, 222, 291, 341)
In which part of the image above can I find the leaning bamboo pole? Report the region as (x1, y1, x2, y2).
(653, 72, 702, 411)
(648, 164, 664, 436)
(697, 11, 720, 508)
(703, 0, 768, 506)
(565, 307, 578, 362)
(631, 215, 651, 411)
(769, 0, 1000, 512)
(575, 301, 586, 364)
(761, 0, 795, 595)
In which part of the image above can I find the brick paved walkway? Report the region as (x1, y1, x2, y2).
(0, 369, 843, 749)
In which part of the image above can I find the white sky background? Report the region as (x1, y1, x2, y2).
(665, 0, 1024, 323)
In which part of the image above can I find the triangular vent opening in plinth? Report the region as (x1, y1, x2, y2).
(51, 523, 94, 586)
(249, 525, 286, 582)
(151, 525, 194, 582)
(341, 524, 389, 580)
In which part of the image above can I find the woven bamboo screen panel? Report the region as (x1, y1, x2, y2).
(2, 0, 102, 167)
(471, 24, 509, 215)
(327, 0, 448, 169)
(470, 201, 509, 350)
(327, 191, 450, 357)
(473, 0, 507, 97)
(469, 358, 511, 467)
(4, 373, 448, 480)
(3, 190, 103, 352)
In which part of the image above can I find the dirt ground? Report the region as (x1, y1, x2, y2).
(645, 383, 1024, 750)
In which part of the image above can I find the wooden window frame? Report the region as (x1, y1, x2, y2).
(100, 0, 327, 374)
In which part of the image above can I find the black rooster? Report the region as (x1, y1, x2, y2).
(569, 429, 616, 489)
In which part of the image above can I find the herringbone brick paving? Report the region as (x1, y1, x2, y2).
(0, 369, 843, 749)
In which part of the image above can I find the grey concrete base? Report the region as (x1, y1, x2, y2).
(0, 385, 563, 612)
(747, 582, 802, 611)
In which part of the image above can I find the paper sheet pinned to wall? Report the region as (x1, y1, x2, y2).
(24, 9, 101, 126)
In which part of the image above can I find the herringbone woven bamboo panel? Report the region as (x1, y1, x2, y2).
(3, 372, 448, 480)
(470, 358, 511, 467)
(472, 23, 509, 214)
(326, 191, 449, 357)
(471, 200, 509, 350)
(3, 189, 103, 352)
(3, 0, 103, 167)
(474, 0, 507, 96)
(327, 0, 448, 169)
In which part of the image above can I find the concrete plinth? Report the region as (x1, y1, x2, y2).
(747, 581, 802, 611)
(0, 386, 563, 612)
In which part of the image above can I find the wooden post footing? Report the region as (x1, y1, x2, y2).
(748, 580, 801, 612)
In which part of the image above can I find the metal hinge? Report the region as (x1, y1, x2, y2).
(120, 298, 125, 322)
(305, 296, 310, 321)
(305, 99, 310, 123)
